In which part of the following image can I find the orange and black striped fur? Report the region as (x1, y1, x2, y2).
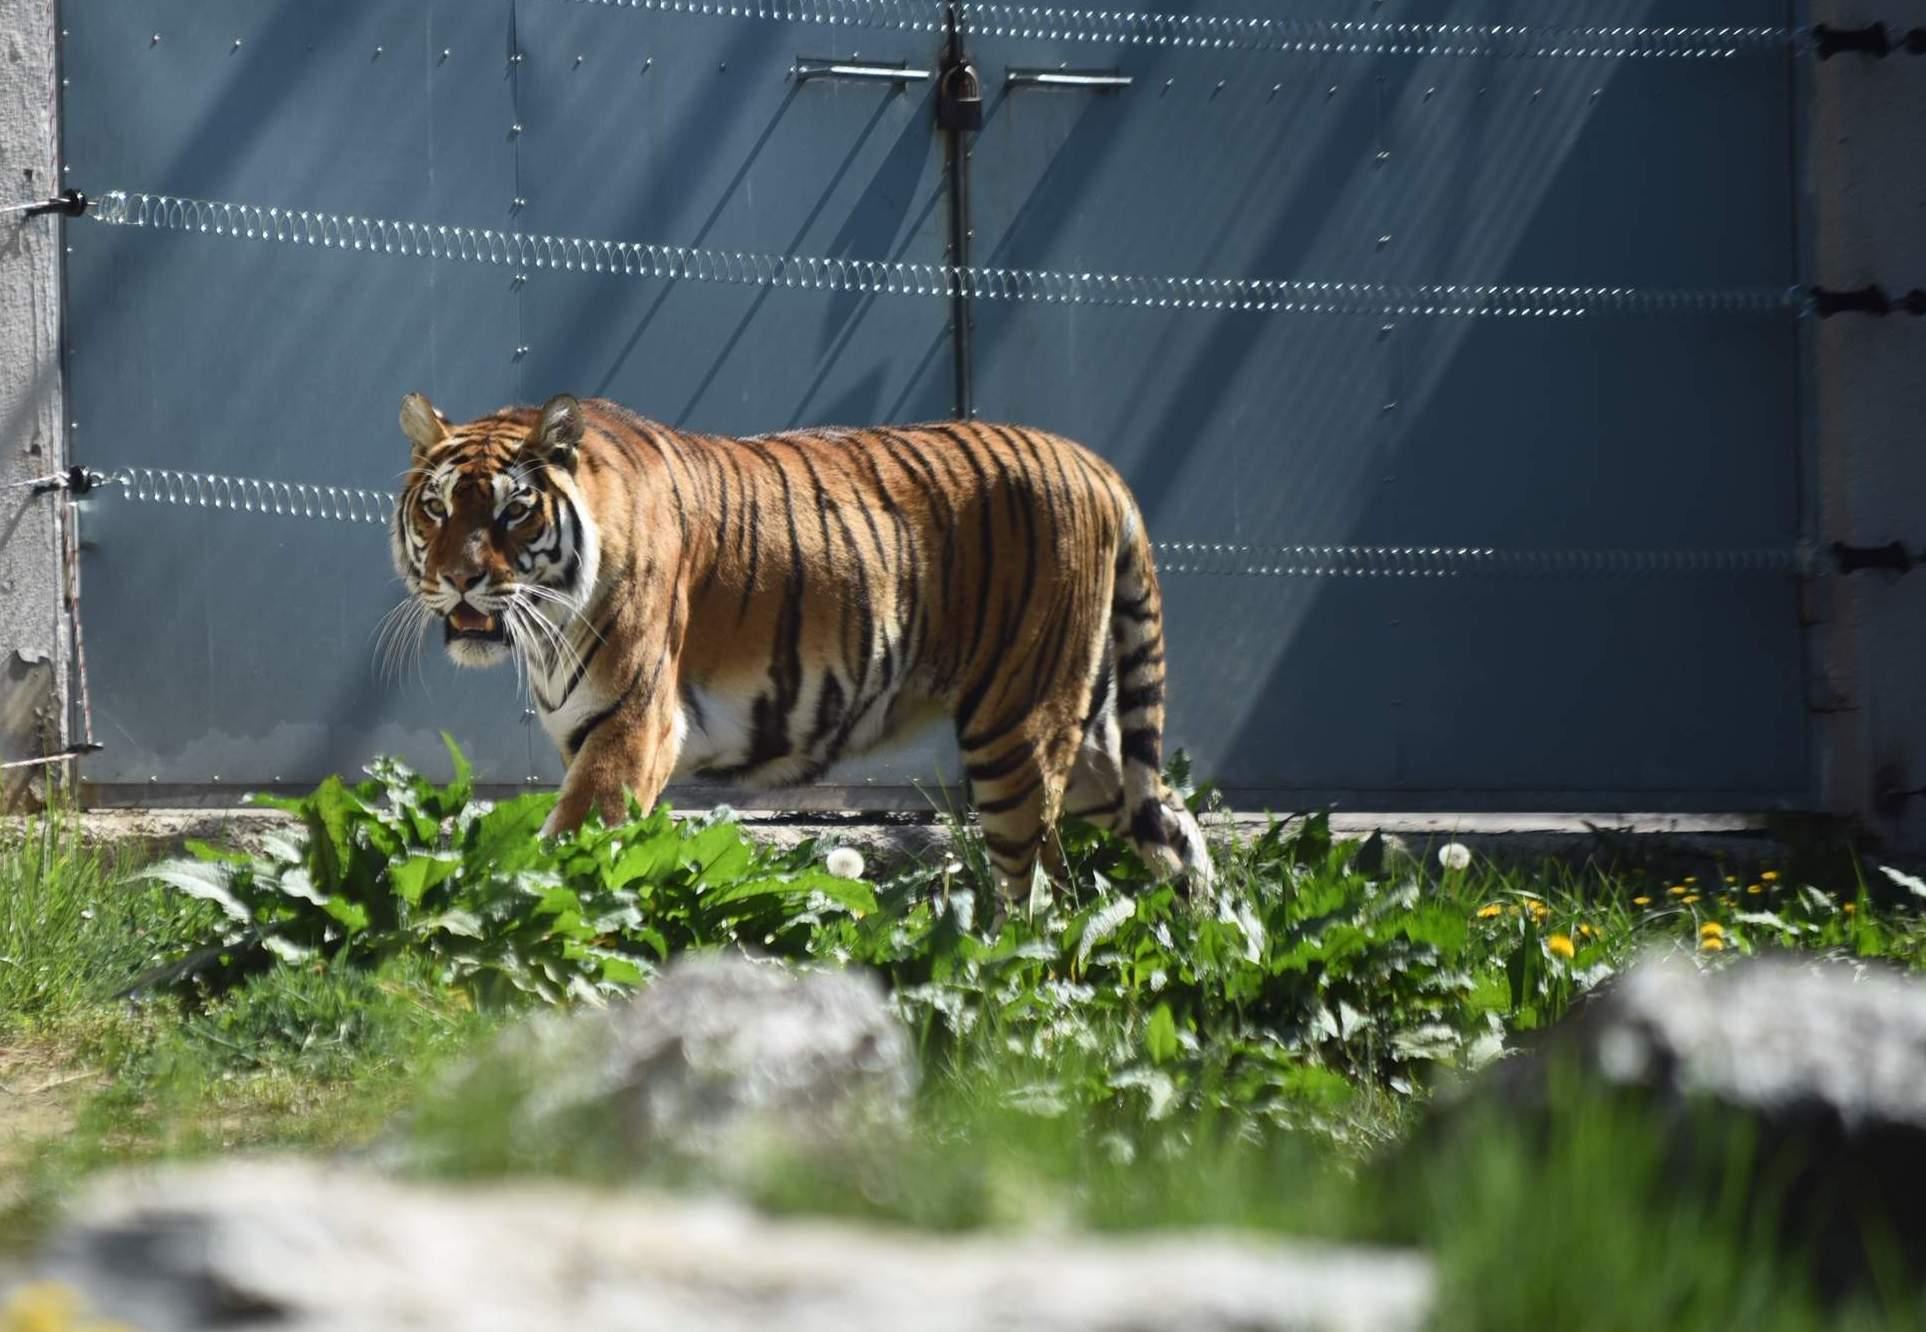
(392, 392, 1214, 896)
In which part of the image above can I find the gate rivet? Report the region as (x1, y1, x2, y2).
(441, 48, 451, 62)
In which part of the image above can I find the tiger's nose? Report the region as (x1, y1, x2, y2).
(452, 571, 486, 594)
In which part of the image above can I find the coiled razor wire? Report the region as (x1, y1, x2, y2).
(1155, 541, 1814, 579)
(114, 468, 391, 524)
(564, 0, 1788, 58)
(100, 465, 1810, 577)
(91, 192, 1802, 320)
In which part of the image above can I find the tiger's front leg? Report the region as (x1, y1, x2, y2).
(543, 655, 683, 836)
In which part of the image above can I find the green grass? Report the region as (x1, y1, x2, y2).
(0, 812, 210, 1023)
(4, 761, 1926, 1328)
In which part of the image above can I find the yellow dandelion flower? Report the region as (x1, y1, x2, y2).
(1668, 885, 1688, 897)
(1761, 871, 1779, 883)
(1747, 884, 1764, 896)
(1632, 895, 1652, 907)
(1684, 875, 1698, 885)
(1843, 902, 1856, 916)
(0, 1282, 132, 1332)
(1700, 935, 1725, 952)
(1577, 922, 1598, 939)
(1546, 933, 1575, 959)
(1476, 903, 1504, 920)
(1682, 894, 1701, 905)
(1699, 921, 1724, 938)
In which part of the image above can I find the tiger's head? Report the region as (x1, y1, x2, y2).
(389, 391, 598, 671)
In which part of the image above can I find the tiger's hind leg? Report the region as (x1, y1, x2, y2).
(959, 719, 1080, 906)
(1062, 645, 1127, 836)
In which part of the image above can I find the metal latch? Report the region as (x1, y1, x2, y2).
(1005, 67, 1132, 92)
(794, 58, 929, 88)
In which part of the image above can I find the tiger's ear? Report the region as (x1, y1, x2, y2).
(399, 393, 450, 464)
(533, 394, 585, 470)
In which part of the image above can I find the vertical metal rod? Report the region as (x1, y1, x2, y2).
(942, 1, 975, 421)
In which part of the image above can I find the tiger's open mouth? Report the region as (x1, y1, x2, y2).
(444, 604, 506, 644)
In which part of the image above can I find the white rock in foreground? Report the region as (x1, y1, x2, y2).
(30, 1160, 1433, 1332)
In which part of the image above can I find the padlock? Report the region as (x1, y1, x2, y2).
(936, 61, 983, 132)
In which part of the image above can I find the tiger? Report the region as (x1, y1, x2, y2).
(391, 391, 1214, 897)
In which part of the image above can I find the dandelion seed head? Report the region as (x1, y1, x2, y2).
(825, 846, 866, 880)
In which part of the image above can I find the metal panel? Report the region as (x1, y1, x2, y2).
(507, 0, 961, 792)
(58, 0, 1812, 812)
(959, 0, 1807, 807)
(63, 0, 535, 789)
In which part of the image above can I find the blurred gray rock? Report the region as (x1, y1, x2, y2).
(1484, 952, 1926, 1123)
(27, 1159, 1435, 1332)
(1464, 951, 1926, 1292)
(415, 952, 915, 1175)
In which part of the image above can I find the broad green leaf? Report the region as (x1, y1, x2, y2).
(183, 839, 252, 865)
(1075, 896, 1136, 969)
(607, 828, 681, 888)
(321, 896, 370, 933)
(442, 732, 475, 809)
(1145, 1002, 1180, 1064)
(277, 867, 326, 906)
(681, 820, 754, 881)
(305, 777, 363, 892)
(390, 853, 460, 907)
(259, 830, 308, 867)
(465, 794, 555, 874)
(416, 909, 484, 939)
(144, 861, 253, 925)
(261, 934, 316, 964)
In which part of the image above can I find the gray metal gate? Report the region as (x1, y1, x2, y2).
(57, 0, 1811, 811)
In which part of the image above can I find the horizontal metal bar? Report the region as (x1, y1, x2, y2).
(794, 58, 929, 84)
(87, 190, 1804, 321)
(562, 0, 1790, 59)
(1006, 68, 1132, 90)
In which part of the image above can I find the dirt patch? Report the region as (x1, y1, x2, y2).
(0, 1041, 102, 1207)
